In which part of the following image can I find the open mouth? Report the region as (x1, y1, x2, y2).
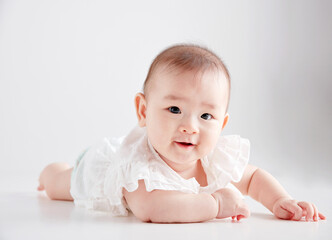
(175, 141, 195, 147)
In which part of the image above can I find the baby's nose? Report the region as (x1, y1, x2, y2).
(179, 117, 199, 134)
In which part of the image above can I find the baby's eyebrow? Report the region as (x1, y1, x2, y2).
(163, 94, 217, 110)
(163, 94, 185, 101)
(201, 102, 217, 110)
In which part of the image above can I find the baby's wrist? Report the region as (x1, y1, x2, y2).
(273, 195, 292, 205)
(272, 195, 293, 211)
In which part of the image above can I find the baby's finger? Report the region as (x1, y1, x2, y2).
(298, 202, 314, 221)
(302, 210, 307, 217)
(236, 215, 245, 221)
(312, 203, 318, 221)
(312, 204, 326, 221)
(319, 212, 326, 220)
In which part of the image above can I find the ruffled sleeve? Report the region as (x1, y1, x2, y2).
(204, 135, 250, 190)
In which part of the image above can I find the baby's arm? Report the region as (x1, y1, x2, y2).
(123, 180, 249, 223)
(232, 164, 326, 221)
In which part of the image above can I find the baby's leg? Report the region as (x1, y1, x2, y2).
(38, 162, 73, 201)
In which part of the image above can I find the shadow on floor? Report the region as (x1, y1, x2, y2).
(250, 212, 278, 221)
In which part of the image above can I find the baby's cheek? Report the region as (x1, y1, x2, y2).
(203, 131, 220, 152)
(201, 136, 218, 157)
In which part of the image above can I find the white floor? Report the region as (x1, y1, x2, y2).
(1, 181, 331, 240)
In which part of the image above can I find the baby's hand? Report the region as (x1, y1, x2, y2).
(212, 188, 250, 221)
(273, 197, 326, 221)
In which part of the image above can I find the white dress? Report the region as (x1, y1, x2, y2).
(70, 126, 250, 216)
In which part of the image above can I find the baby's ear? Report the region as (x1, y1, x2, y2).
(135, 93, 147, 127)
(222, 113, 229, 130)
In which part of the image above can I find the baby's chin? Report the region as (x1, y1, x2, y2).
(158, 151, 203, 166)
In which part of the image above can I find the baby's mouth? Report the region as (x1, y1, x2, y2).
(174, 141, 195, 148)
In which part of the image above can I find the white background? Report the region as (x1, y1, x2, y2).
(0, 0, 331, 193)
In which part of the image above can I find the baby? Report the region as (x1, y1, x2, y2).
(38, 44, 326, 223)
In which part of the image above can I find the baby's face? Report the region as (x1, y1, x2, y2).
(138, 68, 229, 170)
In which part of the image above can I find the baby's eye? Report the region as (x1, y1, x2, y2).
(201, 113, 212, 120)
(168, 106, 181, 114)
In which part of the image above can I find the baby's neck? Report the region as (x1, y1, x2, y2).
(175, 162, 198, 179)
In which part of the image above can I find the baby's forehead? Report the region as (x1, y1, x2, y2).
(148, 66, 229, 93)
